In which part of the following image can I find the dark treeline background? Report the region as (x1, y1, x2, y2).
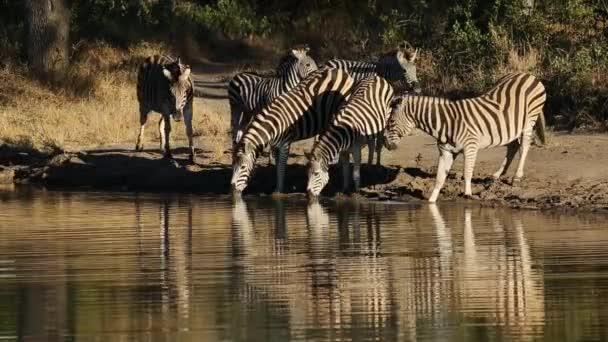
(2, 0, 607, 129)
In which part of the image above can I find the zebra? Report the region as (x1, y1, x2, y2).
(135, 55, 195, 163)
(383, 72, 547, 203)
(306, 76, 394, 198)
(231, 67, 355, 195)
(228, 45, 318, 148)
(326, 42, 420, 166)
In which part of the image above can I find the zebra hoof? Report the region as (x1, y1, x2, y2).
(511, 177, 522, 186)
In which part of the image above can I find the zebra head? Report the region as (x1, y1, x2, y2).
(231, 143, 259, 195)
(281, 45, 318, 81)
(306, 154, 330, 199)
(392, 42, 421, 94)
(162, 57, 191, 122)
(384, 96, 416, 150)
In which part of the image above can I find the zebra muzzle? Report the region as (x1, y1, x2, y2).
(231, 184, 242, 197)
(172, 111, 183, 122)
(384, 141, 398, 150)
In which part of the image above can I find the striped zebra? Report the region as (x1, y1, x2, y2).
(135, 55, 195, 163)
(383, 72, 547, 202)
(326, 42, 420, 166)
(228, 45, 318, 146)
(231, 67, 355, 195)
(306, 76, 394, 197)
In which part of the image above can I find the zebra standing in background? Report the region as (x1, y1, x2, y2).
(383, 72, 547, 203)
(326, 42, 421, 165)
(135, 55, 195, 163)
(306, 76, 394, 197)
(231, 68, 355, 195)
(228, 45, 318, 146)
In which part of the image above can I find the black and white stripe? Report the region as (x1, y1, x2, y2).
(306, 76, 394, 197)
(228, 46, 318, 145)
(326, 42, 420, 166)
(135, 55, 195, 162)
(384, 72, 547, 202)
(231, 68, 355, 194)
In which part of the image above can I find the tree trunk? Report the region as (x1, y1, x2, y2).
(25, 0, 70, 75)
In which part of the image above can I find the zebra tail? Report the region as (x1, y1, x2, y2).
(534, 112, 546, 145)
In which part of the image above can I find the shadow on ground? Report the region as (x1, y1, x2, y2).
(17, 149, 401, 196)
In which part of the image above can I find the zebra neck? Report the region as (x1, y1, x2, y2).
(375, 59, 397, 81)
(411, 96, 456, 140)
(313, 128, 348, 167)
(281, 67, 300, 90)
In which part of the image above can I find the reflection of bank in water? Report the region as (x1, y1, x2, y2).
(230, 199, 395, 339)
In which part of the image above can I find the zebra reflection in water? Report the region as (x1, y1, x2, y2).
(230, 199, 395, 340)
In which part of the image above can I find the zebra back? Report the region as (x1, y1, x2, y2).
(137, 54, 193, 117)
(326, 42, 420, 93)
(325, 59, 378, 82)
(384, 72, 546, 150)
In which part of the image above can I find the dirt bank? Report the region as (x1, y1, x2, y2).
(2, 132, 606, 212)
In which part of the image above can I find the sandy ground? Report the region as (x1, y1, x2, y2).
(1, 64, 607, 212)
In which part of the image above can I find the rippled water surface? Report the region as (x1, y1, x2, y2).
(1, 189, 608, 341)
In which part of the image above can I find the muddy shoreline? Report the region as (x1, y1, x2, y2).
(2, 133, 607, 213)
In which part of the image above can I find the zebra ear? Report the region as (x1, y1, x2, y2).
(177, 56, 182, 65)
(162, 67, 173, 80)
(291, 48, 305, 59)
(410, 48, 419, 62)
(181, 66, 191, 79)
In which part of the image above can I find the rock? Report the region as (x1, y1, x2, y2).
(48, 153, 73, 167)
(0, 167, 15, 184)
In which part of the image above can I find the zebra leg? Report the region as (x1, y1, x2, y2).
(352, 141, 362, 192)
(160, 116, 173, 159)
(492, 140, 520, 180)
(159, 116, 166, 153)
(267, 147, 274, 166)
(513, 129, 534, 183)
(429, 146, 455, 203)
(463, 145, 479, 197)
(274, 144, 290, 193)
(367, 138, 375, 165)
(184, 101, 195, 164)
(375, 135, 384, 166)
(339, 151, 351, 193)
(135, 108, 148, 152)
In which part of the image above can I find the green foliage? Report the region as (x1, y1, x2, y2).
(175, 0, 271, 38)
(0, 0, 606, 129)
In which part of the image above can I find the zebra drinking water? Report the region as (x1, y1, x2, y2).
(306, 76, 394, 197)
(326, 42, 420, 166)
(228, 45, 318, 146)
(231, 68, 355, 195)
(383, 72, 547, 202)
(135, 55, 195, 163)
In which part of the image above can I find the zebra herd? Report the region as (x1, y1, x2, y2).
(135, 43, 547, 203)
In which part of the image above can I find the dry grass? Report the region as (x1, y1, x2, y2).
(0, 42, 229, 153)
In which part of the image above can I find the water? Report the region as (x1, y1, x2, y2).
(1, 189, 607, 341)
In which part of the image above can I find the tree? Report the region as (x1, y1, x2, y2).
(25, 0, 70, 75)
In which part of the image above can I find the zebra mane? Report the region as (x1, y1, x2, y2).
(276, 54, 298, 73)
